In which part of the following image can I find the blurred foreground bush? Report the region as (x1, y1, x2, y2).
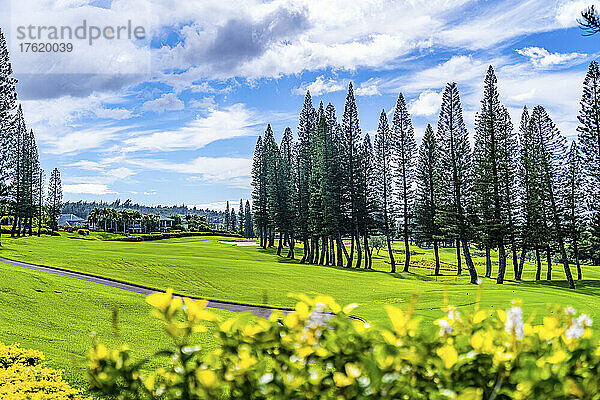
(0, 342, 83, 399)
(88, 289, 599, 399)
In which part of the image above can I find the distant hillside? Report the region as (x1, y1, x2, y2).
(62, 200, 226, 223)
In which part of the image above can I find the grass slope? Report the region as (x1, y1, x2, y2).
(2, 233, 599, 328)
(0, 260, 229, 392)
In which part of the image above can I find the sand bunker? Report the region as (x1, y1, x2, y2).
(219, 240, 260, 247)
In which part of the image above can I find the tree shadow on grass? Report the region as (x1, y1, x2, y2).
(517, 279, 600, 296)
(256, 247, 437, 281)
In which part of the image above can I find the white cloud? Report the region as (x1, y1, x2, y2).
(408, 90, 442, 116)
(127, 156, 252, 188)
(293, 75, 347, 96)
(123, 103, 260, 152)
(39, 124, 127, 154)
(188, 96, 217, 109)
(555, 0, 600, 27)
(355, 78, 381, 96)
(142, 93, 185, 113)
(63, 183, 113, 195)
(515, 47, 587, 68)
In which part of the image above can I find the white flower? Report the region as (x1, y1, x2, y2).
(579, 314, 593, 327)
(447, 306, 460, 322)
(505, 306, 524, 340)
(564, 306, 577, 316)
(566, 314, 593, 339)
(437, 319, 453, 336)
(476, 278, 483, 285)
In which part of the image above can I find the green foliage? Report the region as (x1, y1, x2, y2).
(0, 342, 84, 399)
(88, 291, 600, 399)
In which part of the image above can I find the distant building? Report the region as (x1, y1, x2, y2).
(57, 214, 86, 228)
(160, 217, 174, 232)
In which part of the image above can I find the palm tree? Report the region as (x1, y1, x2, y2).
(88, 209, 100, 231)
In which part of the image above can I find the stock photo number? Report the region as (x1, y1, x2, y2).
(19, 42, 73, 52)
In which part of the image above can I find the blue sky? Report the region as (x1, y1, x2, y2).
(1, 0, 598, 210)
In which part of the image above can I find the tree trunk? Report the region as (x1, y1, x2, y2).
(387, 233, 396, 273)
(363, 233, 370, 269)
(557, 238, 575, 289)
(511, 243, 518, 280)
(517, 248, 526, 281)
(433, 240, 441, 276)
(330, 238, 336, 266)
(347, 234, 355, 268)
(546, 246, 552, 281)
(485, 245, 492, 278)
(496, 244, 506, 284)
(320, 237, 327, 265)
(574, 241, 582, 280)
(461, 240, 478, 284)
(287, 233, 295, 259)
(301, 238, 310, 263)
(337, 235, 347, 267)
(456, 239, 462, 275)
(277, 234, 283, 256)
(312, 237, 319, 264)
(535, 248, 541, 280)
(403, 229, 410, 272)
(355, 226, 362, 269)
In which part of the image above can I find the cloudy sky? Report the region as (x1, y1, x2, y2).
(0, 0, 598, 210)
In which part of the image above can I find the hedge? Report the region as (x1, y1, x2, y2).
(110, 231, 241, 242)
(0, 342, 84, 399)
(0, 225, 59, 236)
(87, 289, 599, 399)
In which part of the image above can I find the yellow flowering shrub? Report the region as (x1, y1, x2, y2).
(0, 342, 84, 399)
(88, 289, 600, 399)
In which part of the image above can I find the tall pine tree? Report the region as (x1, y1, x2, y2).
(436, 82, 478, 284)
(340, 83, 362, 268)
(565, 141, 585, 280)
(392, 93, 417, 272)
(47, 168, 62, 232)
(414, 124, 442, 275)
(373, 110, 397, 272)
(528, 106, 575, 289)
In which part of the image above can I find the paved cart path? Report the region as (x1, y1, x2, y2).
(0, 256, 365, 322)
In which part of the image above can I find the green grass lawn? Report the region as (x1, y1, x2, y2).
(0, 259, 229, 394)
(2, 232, 599, 330)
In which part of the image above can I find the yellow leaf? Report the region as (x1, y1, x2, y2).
(296, 302, 309, 319)
(546, 350, 568, 364)
(345, 363, 361, 378)
(147, 288, 174, 310)
(333, 372, 353, 387)
(437, 345, 458, 369)
(458, 387, 483, 400)
(497, 309, 507, 323)
(385, 306, 407, 335)
(298, 346, 313, 358)
(196, 369, 217, 388)
(343, 303, 359, 314)
(473, 311, 488, 324)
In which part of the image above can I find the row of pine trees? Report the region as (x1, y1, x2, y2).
(0, 28, 62, 242)
(224, 200, 254, 238)
(252, 62, 600, 289)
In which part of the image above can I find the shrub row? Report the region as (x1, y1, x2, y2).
(87, 289, 598, 399)
(0, 225, 60, 236)
(110, 231, 241, 242)
(0, 342, 83, 399)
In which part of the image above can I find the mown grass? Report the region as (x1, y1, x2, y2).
(0, 260, 229, 394)
(2, 232, 599, 330)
